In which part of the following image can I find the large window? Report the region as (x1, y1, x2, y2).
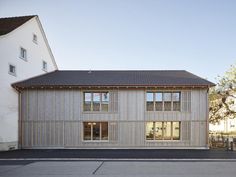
(83, 92, 109, 112)
(83, 122, 108, 141)
(146, 121, 180, 140)
(146, 92, 181, 111)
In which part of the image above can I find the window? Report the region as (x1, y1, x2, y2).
(164, 92, 172, 111)
(83, 92, 109, 112)
(146, 92, 154, 111)
(33, 34, 37, 43)
(146, 92, 181, 111)
(83, 122, 108, 141)
(8, 64, 16, 76)
(155, 93, 163, 111)
(146, 121, 180, 140)
(172, 92, 181, 111)
(20, 47, 27, 60)
(93, 93, 100, 111)
(172, 122, 180, 140)
(101, 92, 109, 111)
(42, 61, 47, 71)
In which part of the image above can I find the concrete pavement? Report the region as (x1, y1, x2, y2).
(0, 161, 236, 177)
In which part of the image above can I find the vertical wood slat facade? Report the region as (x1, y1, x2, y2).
(19, 88, 209, 149)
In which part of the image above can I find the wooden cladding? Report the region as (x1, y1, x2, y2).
(20, 89, 208, 148)
(181, 91, 191, 112)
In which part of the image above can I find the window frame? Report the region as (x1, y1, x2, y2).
(83, 91, 110, 112)
(19, 47, 27, 61)
(42, 60, 47, 72)
(82, 122, 109, 142)
(8, 63, 16, 76)
(146, 91, 181, 112)
(33, 33, 38, 44)
(145, 121, 181, 141)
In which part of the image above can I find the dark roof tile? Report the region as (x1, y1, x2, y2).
(0, 15, 36, 35)
(12, 70, 215, 88)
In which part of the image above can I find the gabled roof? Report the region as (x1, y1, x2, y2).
(0, 15, 36, 35)
(12, 70, 215, 89)
(0, 15, 58, 69)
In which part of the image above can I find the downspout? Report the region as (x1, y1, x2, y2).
(17, 89, 22, 149)
(206, 88, 209, 149)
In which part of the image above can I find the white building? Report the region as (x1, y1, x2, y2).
(0, 15, 57, 151)
(209, 93, 236, 134)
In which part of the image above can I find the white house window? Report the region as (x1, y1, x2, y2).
(83, 122, 108, 141)
(20, 47, 27, 60)
(83, 92, 109, 112)
(146, 121, 180, 141)
(42, 61, 47, 71)
(8, 64, 16, 76)
(33, 34, 37, 43)
(146, 92, 181, 111)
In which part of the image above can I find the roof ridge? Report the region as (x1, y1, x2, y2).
(0, 15, 37, 20)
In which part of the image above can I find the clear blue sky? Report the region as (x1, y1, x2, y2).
(1, 0, 236, 83)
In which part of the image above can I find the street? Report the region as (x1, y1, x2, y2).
(0, 160, 236, 177)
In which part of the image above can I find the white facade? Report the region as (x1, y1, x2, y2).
(210, 118, 236, 133)
(209, 95, 236, 134)
(0, 16, 57, 150)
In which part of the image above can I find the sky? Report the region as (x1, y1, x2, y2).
(0, 0, 236, 83)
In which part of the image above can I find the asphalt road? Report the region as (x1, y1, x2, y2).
(1, 149, 236, 159)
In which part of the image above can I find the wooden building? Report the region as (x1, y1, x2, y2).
(12, 70, 215, 149)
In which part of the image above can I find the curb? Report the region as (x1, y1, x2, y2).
(1, 158, 236, 161)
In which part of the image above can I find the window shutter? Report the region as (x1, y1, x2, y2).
(181, 91, 191, 112)
(109, 90, 118, 113)
(109, 122, 118, 142)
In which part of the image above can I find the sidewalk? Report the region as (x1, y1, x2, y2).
(0, 149, 236, 160)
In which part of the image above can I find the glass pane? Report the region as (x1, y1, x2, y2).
(155, 93, 163, 111)
(146, 92, 154, 111)
(155, 122, 163, 140)
(21, 48, 26, 58)
(163, 122, 172, 140)
(84, 93, 92, 111)
(146, 122, 154, 140)
(92, 122, 100, 140)
(164, 93, 172, 111)
(101, 92, 109, 111)
(83, 122, 91, 140)
(173, 102, 180, 111)
(93, 93, 100, 111)
(156, 93, 163, 101)
(101, 122, 108, 140)
(172, 92, 180, 101)
(172, 122, 180, 140)
(164, 93, 172, 101)
(173, 92, 181, 111)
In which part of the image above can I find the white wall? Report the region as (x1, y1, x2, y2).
(0, 17, 57, 150)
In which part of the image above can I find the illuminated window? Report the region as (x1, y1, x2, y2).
(83, 122, 108, 141)
(146, 121, 180, 140)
